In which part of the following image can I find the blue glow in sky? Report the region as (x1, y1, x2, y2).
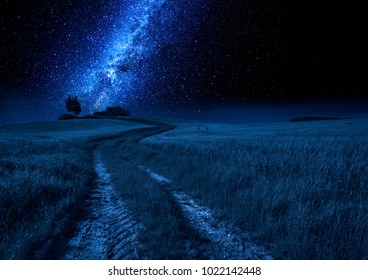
(1, 0, 367, 122)
(65, 0, 208, 113)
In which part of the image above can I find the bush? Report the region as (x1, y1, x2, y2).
(58, 114, 76, 120)
(93, 106, 130, 117)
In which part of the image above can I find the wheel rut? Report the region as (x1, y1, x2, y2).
(61, 149, 141, 260)
(139, 166, 272, 260)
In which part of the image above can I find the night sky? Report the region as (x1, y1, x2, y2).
(1, 0, 367, 122)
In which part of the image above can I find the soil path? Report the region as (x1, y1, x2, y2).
(140, 167, 272, 260)
(38, 120, 270, 259)
(36, 122, 173, 259)
(60, 149, 141, 259)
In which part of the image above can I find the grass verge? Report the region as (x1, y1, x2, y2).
(0, 139, 94, 259)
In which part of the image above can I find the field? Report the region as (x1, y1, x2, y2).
(0, 119, 150, 259)
(0, 117, 367, 259)
(125, 118, 368, 259)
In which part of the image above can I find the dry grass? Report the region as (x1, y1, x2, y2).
(0, 118, 149, 259)
(126, 119, 368, 259)
(1, 118, 366, 259)
(0, 139, 94, 259)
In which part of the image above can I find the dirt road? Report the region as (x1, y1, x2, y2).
(39, 120, 270, 259)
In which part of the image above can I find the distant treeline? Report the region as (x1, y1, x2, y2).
(59, 106, 130, 120)
(92, 106, 130, 117)
(289, 117, 352, 122)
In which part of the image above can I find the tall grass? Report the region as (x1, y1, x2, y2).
(0, 139, 94, 259)
(127, 120, 368, 259)
(99, 141, 203, 259)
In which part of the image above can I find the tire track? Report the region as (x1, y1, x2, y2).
(31, 122, 175, 259)
(62, 149, 141, 260)
(139, 166, 272, 260)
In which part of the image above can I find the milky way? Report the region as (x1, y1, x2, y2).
(63, 0, 209, 113)
(1, 1, 367, 120)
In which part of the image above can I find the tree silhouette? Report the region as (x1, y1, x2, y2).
(65, 95, 73, 113)
(65, 95, 82, 115)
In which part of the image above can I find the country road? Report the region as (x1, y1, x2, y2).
(59, 149, 141, 260)
(36, 120, 270, 260)
(3, 117, 368, 260)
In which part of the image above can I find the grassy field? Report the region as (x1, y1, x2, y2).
(125, 118, 368, 259)
(0, 118, 147, 140)
(1, 117, 367, 259)
(0, 119, 149, 259)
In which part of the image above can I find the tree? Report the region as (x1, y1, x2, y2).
(72, 97, 82, 115)
(65, 95, 82, 116)
(65, 95, 73, 113)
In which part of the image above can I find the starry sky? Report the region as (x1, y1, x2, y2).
(1, 0, 367, 122)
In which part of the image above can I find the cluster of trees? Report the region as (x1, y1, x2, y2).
(60, 96, 131, 120)
(93, 106, 130, 117)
